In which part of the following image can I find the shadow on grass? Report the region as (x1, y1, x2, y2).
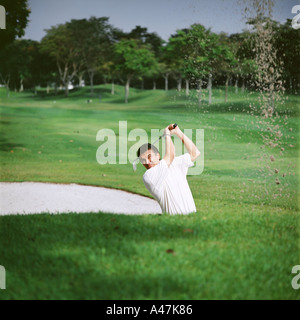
(108, 91, 159, 105)
(0, 120, 25, 151)
(21, 87, 113, 102)
(0, 208, 298, 299)
(0, 213, 219, 299)
(0, 138, 24, 152)
(160, 97, 299, 118)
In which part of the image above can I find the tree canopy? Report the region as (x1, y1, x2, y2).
(1, 15, 299, 101)
(0, 0, 31, 49)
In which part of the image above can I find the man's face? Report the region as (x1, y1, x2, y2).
(139, 149, 160, 170)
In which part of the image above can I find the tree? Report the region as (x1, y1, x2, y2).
(0, 40, 36, 95)
(205, 31, 230, 105)
(13, 40, 37, 91)
(182, 24, 211, 104)
(217, 33, 238, 102)
(229, 31, 256, 93)
(163, 30, 188, 93)
(40, 23, 85, 97)
(0, 39, 56, 96)
(68, 17, 115, 96)
(180, 24, 222, 105)
(114, 39, 157, 103)
(126, 26, 163, 90)
(31, 42, 58, 94)
(127, 26, 164, 57)
(100, 61, 118, 94)
(0, 0, 31, 49)
(0, 43, 13, 96)
(158, 51, 173, 92)
(274, 19, 300, 93)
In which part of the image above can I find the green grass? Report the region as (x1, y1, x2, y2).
(0, 85, 299, 300)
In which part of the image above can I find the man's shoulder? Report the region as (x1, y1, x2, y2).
(173, 153, 192, 163)
(172, 154, 194, 169)
(143, 160, 168, 181)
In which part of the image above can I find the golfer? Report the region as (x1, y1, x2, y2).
(137, 124, 200, 215)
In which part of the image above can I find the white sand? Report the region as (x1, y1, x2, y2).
(0, 182, 162, 216)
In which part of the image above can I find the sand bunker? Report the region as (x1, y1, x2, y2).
(0, 182, 162, 216)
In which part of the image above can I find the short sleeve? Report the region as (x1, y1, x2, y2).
(175, 153, 195, 168)
(173, 154, 195, 176)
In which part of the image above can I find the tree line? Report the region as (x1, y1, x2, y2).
(0, 15, 299, 103)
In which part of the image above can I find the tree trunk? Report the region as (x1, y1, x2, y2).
(111, 80, 115, 95)
(241, 78, 245, 93)
(186, 79, 189, 97)
(141, 78, 144, 90)
(79, 73, 83, 87)
(153, 81, 156, 91)
(125, 78, 130, 104)
(235, 77, 239, 94)
(6, 79, 10, 98)
(46, 85, 50, 94)
(177, 78, 182, 92)
(64, 76, 71, 97)
(225, 75, 229, 103)
(208, 74, 212, 105)
(89, 71, 94, 97)
(20, 78, 24, 92)
(198, 80, 202, 107)
(65, 83, 69, 97)
(164, 75, 169, 91)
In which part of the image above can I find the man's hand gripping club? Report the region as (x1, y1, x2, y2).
(163, 124, 177, 167)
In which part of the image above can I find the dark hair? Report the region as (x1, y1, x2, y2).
(137, 143, 160, 158)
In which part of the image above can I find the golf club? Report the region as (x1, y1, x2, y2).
(133, 124, 178, 172)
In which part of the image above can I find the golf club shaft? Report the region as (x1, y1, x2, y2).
(153, 123, 178, 145)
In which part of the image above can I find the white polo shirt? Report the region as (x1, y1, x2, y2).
(143, 153, 197, 215)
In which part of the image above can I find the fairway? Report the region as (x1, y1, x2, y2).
(0, 85, 299, 300)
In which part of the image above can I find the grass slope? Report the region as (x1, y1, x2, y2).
(0, 85, 299, 300)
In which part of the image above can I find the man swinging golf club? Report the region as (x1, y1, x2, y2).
(137, 124, 201, 215)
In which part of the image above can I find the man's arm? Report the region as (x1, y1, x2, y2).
(163, 125, 175, 167)
(171, 126, 200, 162)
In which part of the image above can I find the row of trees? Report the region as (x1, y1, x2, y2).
(0, 15, 299, 103)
